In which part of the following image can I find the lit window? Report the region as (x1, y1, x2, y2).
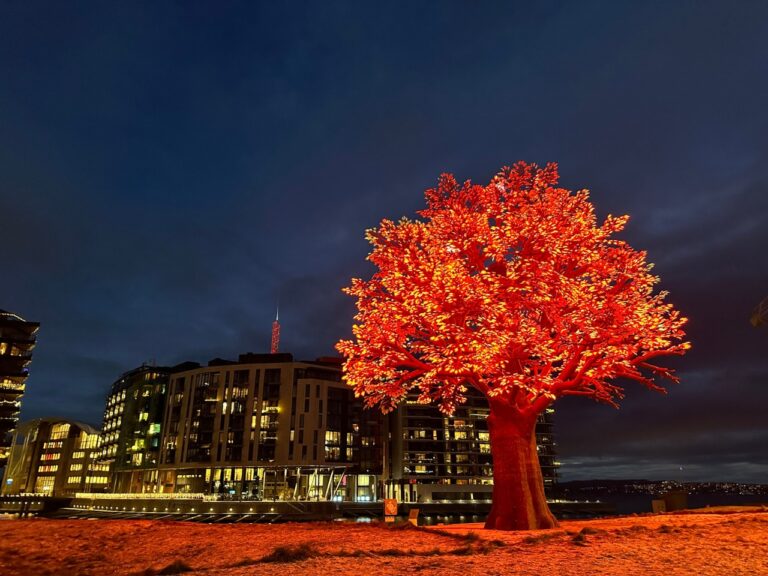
(50, 423, 71, 440)
(325, 431, 340, 445)
(34, 478, 54, 494)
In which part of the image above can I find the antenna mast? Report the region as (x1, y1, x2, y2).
(270, 307, 281, 353)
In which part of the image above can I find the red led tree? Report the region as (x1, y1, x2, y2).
(337, 162, 689, 530)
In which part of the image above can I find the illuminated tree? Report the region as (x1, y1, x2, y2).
(337, 162, 689, 530)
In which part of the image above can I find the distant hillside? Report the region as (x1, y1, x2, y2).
(555, 479, 768, 497)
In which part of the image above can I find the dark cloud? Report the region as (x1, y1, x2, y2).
(1, 1, 767, 482)
(556, 365, 768, 481)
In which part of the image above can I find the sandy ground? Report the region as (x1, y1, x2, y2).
(1, 508, 768, 575)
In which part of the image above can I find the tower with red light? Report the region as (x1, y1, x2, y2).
(270, 308, 280, 354)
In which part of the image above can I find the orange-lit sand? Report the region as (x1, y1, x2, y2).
(2, 508, 767, 575)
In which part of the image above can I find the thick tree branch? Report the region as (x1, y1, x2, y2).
(631, 348, 686, 365)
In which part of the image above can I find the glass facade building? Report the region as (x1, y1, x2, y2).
(97, 363, 197, 493)
(1, 417, 108, 496)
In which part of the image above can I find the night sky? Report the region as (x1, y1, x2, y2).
(1, 1, 767, 483)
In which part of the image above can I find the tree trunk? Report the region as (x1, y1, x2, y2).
(484, 398, 558, 530)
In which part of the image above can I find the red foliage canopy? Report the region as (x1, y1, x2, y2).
(337, 162, 689, 418)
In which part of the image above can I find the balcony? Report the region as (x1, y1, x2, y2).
(0, 328, 38, 343)
(0, 382, 25, 395)
(0, 356, 32, 375)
